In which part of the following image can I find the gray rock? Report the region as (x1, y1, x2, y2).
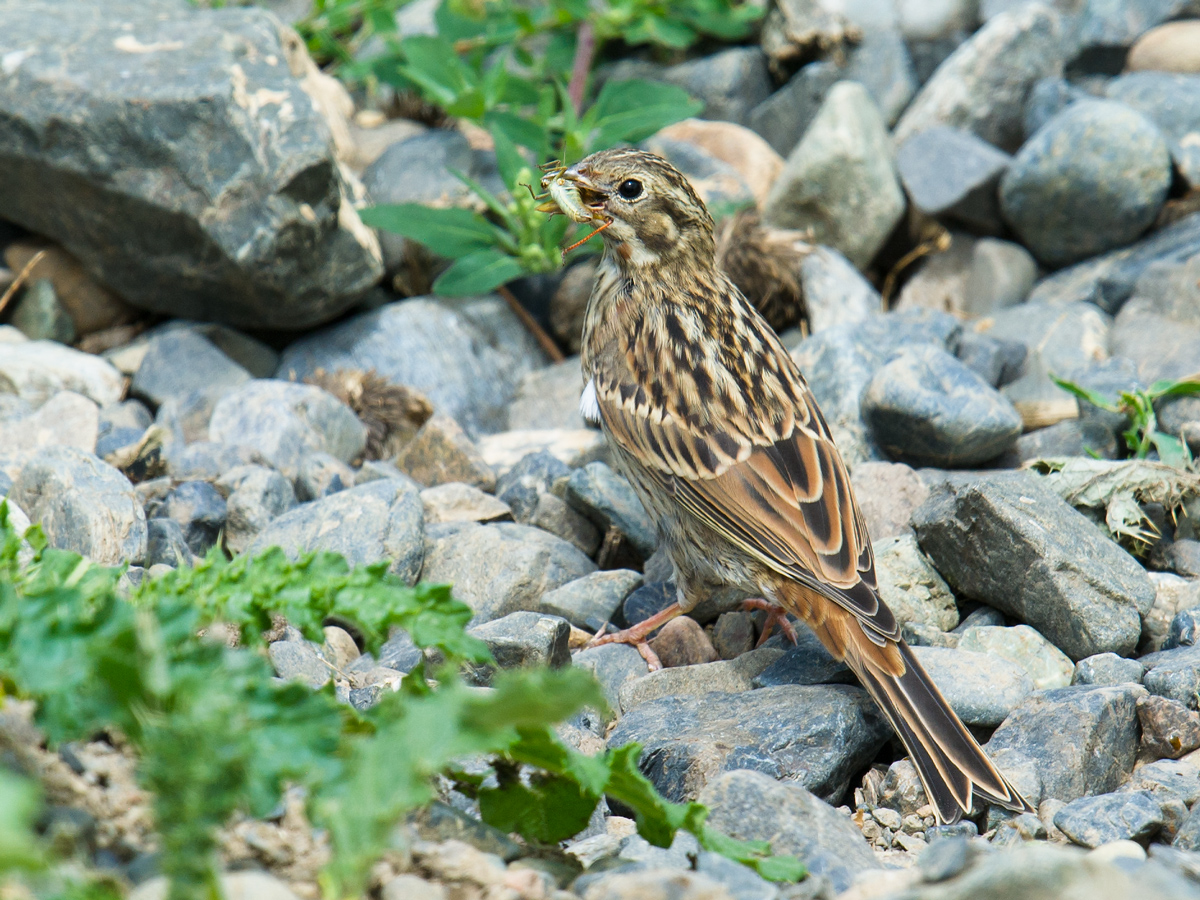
(1140, 645, 1200, 710)
(958, 624, 1076, 690)
(1129, 254, 1200, 330)
(999, 100, 1172, 267)
(983, 301, 1112, 427)
(640, 136, 755, 213)
(894, 4, 1066, 153)
(1029, 211, 1200, 314)
(0, 340, 124, 407)
(164, 441, 261, 482)
(954, 332, 1027, 388)
(850, 461, 930, 541)
(11, 279, 73, 344)
(896, 126, 1013, 233)
(1009, 419, 1119, 464)
(1120, 759, 1200, 807)
(377, 629, 423, 673)
(420, 482, 510, 525)
(617, 648, 783, 713)
(1143, 573, 1200, 655)
(467, 611, 570, 675)
(698, 769, 881, 894)
(752, 623, 855, 687)
(1065, 356, 1145, 438)
(295, 451, 354, 501)
(962, 238, 1038, 317)
(712, 611, 756, 660)
(763, 82, 906, 270)
(1022, 75, 1086, 140)
(529, 493, 601, 557)
(749, 27, 917, 155)
(1107, 72, 1200, 189)
(131, 330, 250, 409)
(622, 582, 679, 629)
(268, 640, 330, 689)
(1068, 0, 1200, 75)
(355, 459, 416, 487)
(912, 646, 1035, 727)
(10, 446, 147, 566)
(1073, 653, 1145, 686)
(578, 869, 732, 900)
(863, 345, 1023, 466)
(986, 683, 1145, 804)
(914, 471, 1152, 660)
(1174, 805, 1200, 852)
(798, 246, 883, 334)
(653, 47, 772, 128)
(606, 685, 890, 804)
(0, 0, 381, 328)
(539, 570, 643, 631)
(563, 462, 657, 559)
(217, 465, 297, 555)
(1053, 790, 1163, 848)
(1166, 608, 1200, 650)
(573, 643, 648, 718)
(276, 298, 546, 436)
(156, 481, 226, 557)
(495, 451, 572, 522)
(1110, 305, 1200, 390)
(420, 522, 595, 624)
(0, 390, 99, 455)
(1138, 694, 1200, 759)
(790, 308, 961, 464)
(144, 519, 193, 569)
(248, 479, 424, 582)
(208, 380, 367, 480)
(873, 533, 959, 630)
(507, 358, 586, 432)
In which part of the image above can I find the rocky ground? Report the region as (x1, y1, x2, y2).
(2, 0, 1200, 898)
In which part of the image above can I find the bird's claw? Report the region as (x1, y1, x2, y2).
(742, 597, 799, 647)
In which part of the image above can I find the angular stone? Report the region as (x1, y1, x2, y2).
(268, 640, 330, 689)
(494, 451, 572, 522)
(1139, 695, 1200, 759)
(850, 461, 929, 541)
(752, 624, 855, 688)
(0, 340, 123, 408)
(11, 279, 73, 344)
(654, 118, 785, 209)
(987, 684, 1145, 804)
(156, 481, 226, 557)
(563, 462, 657, 558)
(529, 493, 601, 557)
(698, 769, 881, 894)
(419, 482, 510, 525)
(962, 238, 1038, 317)
(421, 522, 595, 625)
(1000, 100, 1172, 267)
(1073, 653, 1145, 687)
(1141, 645, 1200, 710)
(711, 611, 756, 660)
(573, 643, 648, 718)
(763, 82, 905, 269)
(617, 648, 783, 713)
(911, 646, 1034, 727)
(1122, 759, 1200, 807)
(658, 47, 772, 128)
(578, 869, 731, 900)
(799, 245, 884, 334)
(641, 135, 755, 213)
(3, 241, 134, 337)
(0, 391, 99, 455)
(914, 471, 1151, 660)
(396, 415, 495, 492)
(873, 533, 958, 630)
(539, 570, 643, 631)
(894, 4, 1065, 153)
(218, 465, 297, 555)
(957, 624, 1075, 691)
(248, 479, 424, 582)
(0, 0, 381, 329)
(145, 518, 192, 569)
(10, 446, 146, 566)
(897, 126, 1012, 233)
(295, 451, 354, 501)
(506, 358, 586, 432)
(467, 611, 570, 672)
(131, 330, 250, 409)
(1107, 72, 1200, 189)
(863, 345, 1022, 466)
(606, 685, 890, 804)
(1053, 791, 1164, 849)
(209, 380, 367, 480)
(276, 297, 546, 437)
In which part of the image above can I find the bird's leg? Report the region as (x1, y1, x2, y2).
(742, 597, 799, 647)
(586, 603, 684, 671)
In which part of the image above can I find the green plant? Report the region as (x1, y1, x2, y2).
(1052, 374, 1200, 468)
(0, 504, 804, 900)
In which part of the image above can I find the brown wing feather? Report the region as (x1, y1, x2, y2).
(594, 323, 895, 643)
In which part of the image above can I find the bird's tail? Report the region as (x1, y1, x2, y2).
(848, 637, 1034, 823)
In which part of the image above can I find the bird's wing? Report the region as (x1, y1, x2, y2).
(593, 318, 896, 645)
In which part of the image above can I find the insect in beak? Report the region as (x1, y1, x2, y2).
(530, 162, 613, 258)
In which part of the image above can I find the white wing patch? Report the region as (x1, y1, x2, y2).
(580, 378, 601, 424)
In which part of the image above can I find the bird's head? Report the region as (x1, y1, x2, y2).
(541, 149, 715, 272)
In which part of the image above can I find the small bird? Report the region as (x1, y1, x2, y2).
(540, 149, 1033, 824)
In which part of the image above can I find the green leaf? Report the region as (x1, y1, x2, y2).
(585, 79, 703, 151)
(1149, 378, 1200, 400)
(485, 110, 551, 159)
(479, 772, 596, 843)
(1150, 430, 1193, 469)
(359, 204, 498, 259)
(433, 248, 525, 296)
(490, 124, 533, 189)
(1050, 374, 1119, 413)
(0, 770, 44, 874)
(397, 35, 479, 110)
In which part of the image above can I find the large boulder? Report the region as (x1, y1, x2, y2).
(0, 0, 381, 329)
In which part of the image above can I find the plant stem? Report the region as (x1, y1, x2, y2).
(568, 21, 596, 117)
(497, 284, 565, 363)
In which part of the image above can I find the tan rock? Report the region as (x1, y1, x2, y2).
(397, 414, 496, 491)
(649, 616, 719, 668)
(476, 429, 607, 477)
(1127, 21, 1200, 74)
(421, 482, 512, 524)
(656, 119, 785, 207)
(3, 241, 134, 335)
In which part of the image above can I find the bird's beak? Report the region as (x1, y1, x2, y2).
(538, 167, 608, 224)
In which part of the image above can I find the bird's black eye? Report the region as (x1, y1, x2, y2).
(617, 179, 643, 200)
